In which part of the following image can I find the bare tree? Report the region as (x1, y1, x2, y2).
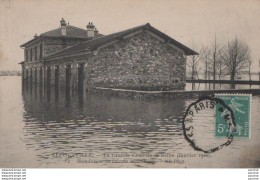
(259, 58, 260, 82)
(248, 60, 251, 81)
(202, 34, 223, 89)
(186, 45, 203, 80)
(217, 58, 223, 80)
(210, 34, 222, 89)
(199, 46, 212, 89)
(217, 58, 224, 89)
(187, 53, 200, 90)
(220, 37, 251, 89)
(187, 45, 206, 90)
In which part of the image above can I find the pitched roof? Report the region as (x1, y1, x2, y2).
(20, 25, 103, 47)
(44, 24, 144, 59)
(45, 23, 198, 59)
(40, 25, 96, 38)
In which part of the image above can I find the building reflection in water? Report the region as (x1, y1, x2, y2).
(22, 83, 188, 164)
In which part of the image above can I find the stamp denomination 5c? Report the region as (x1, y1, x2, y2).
(215, 94, 251, 138)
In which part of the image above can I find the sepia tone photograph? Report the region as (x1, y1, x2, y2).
(0, 0, 260, 168)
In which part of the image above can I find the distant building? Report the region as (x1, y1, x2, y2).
(20, 18, 197, 91)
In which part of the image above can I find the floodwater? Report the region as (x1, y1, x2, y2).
(0, 76, 259, 168)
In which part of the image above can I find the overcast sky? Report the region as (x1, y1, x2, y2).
(0, 0, 260, 72)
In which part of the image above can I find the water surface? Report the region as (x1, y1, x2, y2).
(0, 76, 259, 168)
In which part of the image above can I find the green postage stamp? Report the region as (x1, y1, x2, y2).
(215, 94, 251, 138)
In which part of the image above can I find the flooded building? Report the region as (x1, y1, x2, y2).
(20, 18, 197, 91)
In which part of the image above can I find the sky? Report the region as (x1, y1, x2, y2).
(0, 0, 260, 72)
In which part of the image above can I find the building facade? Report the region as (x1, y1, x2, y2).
(20, 18, 197, 91)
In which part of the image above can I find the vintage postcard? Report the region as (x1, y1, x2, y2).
(0, 0, 259, 168)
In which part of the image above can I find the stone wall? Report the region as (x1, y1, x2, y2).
(89, 32, 186, 91)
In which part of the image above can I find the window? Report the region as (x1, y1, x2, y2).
(40, 44, 42, 59)
(35, 46, 37, 60)
(25, 50, 28, 62)
(30, 49, 32, 61)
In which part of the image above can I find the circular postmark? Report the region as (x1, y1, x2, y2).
(182, 96, 236, 153)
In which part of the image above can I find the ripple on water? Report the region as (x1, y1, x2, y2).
(0, 78, 256, 167)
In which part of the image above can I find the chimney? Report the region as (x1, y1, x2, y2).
(94, 28, 99, 37)
(34, 33, 38, 38)
(60, 18, 67, 36)
(86, 22, 95, 38)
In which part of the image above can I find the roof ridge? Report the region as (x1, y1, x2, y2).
(40, 27, 60, 36)
(80, 23, 147, 45)
(67, 25, 88, 32)
(40, 25, 89, 37)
